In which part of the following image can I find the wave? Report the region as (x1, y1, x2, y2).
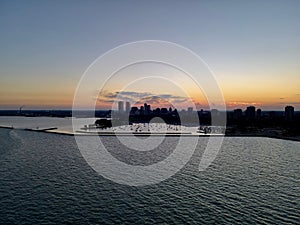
(8, 130, 24, 149)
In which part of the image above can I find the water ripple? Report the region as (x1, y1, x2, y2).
(0, 129, 299, 224)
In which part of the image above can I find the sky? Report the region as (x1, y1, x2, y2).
(0, 0, 299, 110)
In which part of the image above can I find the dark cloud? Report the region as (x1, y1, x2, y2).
(119, 91, 152, 97)
(100, 99, 115, 103)
(173, 99, 188, 103)
(99, 91, 189, 104)
(157, 94, 174, 99)
(135, 97, 176, 108)
(158, 94, 186, 100)
(104, 92, 118, 99)
(101, 91, 153, 101)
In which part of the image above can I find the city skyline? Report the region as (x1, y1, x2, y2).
(114, 100, 297, 116)
(98, 90, 299, 111)
(0, 1, 300, 110)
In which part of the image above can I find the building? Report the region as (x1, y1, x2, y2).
(140, 106, 144, 113)
(245, 106, 256, 119)
(285, 106, 294, 121)
(187, 107, 193, 113)
(211, 109, 219, 118)
(153, 108, 161, 114)
(125, 102, 131, 113)
(161, 108, 168, 114)
(145, 103, 151, 113)
(233, 108, 243, 119)
(256, 108, 262, 119)
(118, 101, 124, 112)
(269, 111, 276, 119)
(130, 107, 138, 115)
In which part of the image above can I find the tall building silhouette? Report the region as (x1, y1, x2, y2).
(256, 108, 262, 119)
(125, 102, 131, 113)
(118, 101, 124, 112)
(233, 109, 243, 119)
(285, 106, 294, 121)
(144, 103, 151, 113)
(246, 106, 256, 119)
(130, 106, 138, 115)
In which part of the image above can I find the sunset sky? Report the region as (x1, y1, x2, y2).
(0, 0, 299, 110)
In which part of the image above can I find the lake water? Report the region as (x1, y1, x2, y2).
(0, 118, 299, 224)
(0, 116, 88, 133)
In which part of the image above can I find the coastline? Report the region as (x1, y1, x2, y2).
(224, 133, 300, 142)
(1, 125, 299, 142)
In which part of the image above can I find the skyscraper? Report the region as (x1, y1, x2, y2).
(125, 102, 131, 113)
(233, 108, 243, 119)
(245, 106, 256, 119)
(285, 106, 294, 121)
(118, 101, 124, 112)
(256, 108, 262, 119)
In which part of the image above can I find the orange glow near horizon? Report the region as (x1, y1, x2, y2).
(1, 71, 299, 110)
(1, 86, 299, 110)
(1, 91, 299, 111)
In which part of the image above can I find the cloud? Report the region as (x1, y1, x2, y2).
(135, 97, 167, 105)
(173, 99, 188, 103)
(104, 92, 118, 99)
(226, 101, 262, 108)
(119, 91, 152, 98)
(98, 90, 190, 107)
(100, 99, 115, 103)
(283, 102, 300, 105)
(101, 91, 152, 100)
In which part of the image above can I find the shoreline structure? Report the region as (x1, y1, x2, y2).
(1, 125, 299, 142)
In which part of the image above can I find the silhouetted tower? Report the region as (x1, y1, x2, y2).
(256, 108, 262, 119)
(19, 105, 25, 115)
(211, 109, 219, 115)
(233, 109, 243, 119)
(246, 106, 256, 119)
(130, 107, 138, 115)
(140, 106, 144, 113)
(118, 101, 124, 112)
(154, 108, 161, 114)
(285, 106, 294, 121)
(146, 104, 151, 112)
(161, 108, 168, 114)
(125, 102, 131, 113)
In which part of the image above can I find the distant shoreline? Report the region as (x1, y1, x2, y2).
(225, 134, 300, 142)
(1, 125, 299, 142)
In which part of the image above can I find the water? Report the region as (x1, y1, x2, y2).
(0, 127, 299, 224)
(0, 116, 95, 134)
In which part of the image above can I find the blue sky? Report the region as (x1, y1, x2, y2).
(0, 0, 299, 110)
